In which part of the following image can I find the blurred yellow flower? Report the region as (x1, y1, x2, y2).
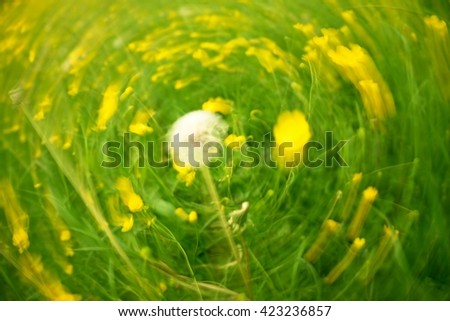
(107, 195, 135, 232)
(328, 45, 395, 122)
(174, 75, 200, 89)
(0, 179, 30, 253)
(294, 22, 316, 38)
(202, 97, 233, 115)
(95, 83, 121, 131)
(18, 253, 81, 300)
(173, 162, 196, 187)
(324, 237, 365, 284)
(224, 134, 246, 149)
(175, 207, 198, 223)
(115, 177, 144, 213)
(273, 110, 311, 168)
(304, 219, 341, 262)
(119, 86, 134, 101)
(129, 110, 154, 136)
(347, 186, 378, 240)
(424, 15, 448, 37)
(424, 15, 449, 100)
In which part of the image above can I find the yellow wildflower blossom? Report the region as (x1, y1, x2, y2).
(358, 80, 389, 121)
(95, 83, 121, 131)
(31, 167, 41, 188)
(63, 263, 74, 275)
(0, 179, 30, 253)
(273, 110, 311, 168)
(347, 187, 378, 240)
(33, 95, 52, 121)
(340, 10, 380, 57)
(60, 229, 71, 242)
(42, 189, 74, 256)
(224, 134, 246, 149)
(151, 63, 174, 83)
(202, 97, 233, 115)
(324, 238, 365, 284)
(129, 73, 141, 86)
(159, 282, 168, 293)
(115, 177, 144, 213)
(294, 23, 316, 38)
(200, 42, 222, 51)
(119, 86, 134, 101)
(193, 49, 226, 68)
(340, 173, 363, 219)
(173, 162, 196, 187)
(245, 44, 294, 76)
(62, 134, 72, 150)
(304, 219, 341, 262)
(67, 74, 82, 96)
(222, 37, 250, 54)
(424, 15, 448, 38)
(424, 15, 449, 100)
(129, 110, 154, 136)
(328, 45, 395, 122)
(175, 207, 198, 223)
(107, 194, 134, 232)
(18, 253, 81, 300)
(362, 225, 399, 283)
(174, 75, 200, 90)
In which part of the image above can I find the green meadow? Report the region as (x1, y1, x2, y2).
(0, 0, 449, 300)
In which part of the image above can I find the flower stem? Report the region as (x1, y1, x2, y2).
(200, 166, 251, 296)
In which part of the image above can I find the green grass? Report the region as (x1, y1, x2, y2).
(0, 0, 449, 300)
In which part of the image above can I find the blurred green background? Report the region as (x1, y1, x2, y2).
(0, 0, 449, 300)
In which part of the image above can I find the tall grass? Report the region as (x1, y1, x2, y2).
(0, 0, 449, 300)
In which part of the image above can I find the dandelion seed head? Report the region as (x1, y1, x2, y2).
(168, 110, 228, 167)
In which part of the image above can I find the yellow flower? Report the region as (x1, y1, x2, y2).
(340, 173, 363, 219)
(362, 225, 399, 283)
(174, 75, 200, 89)
(358, 80, 389, 121)
(245, 45, 294, 76)
(347, 187, 378, 240)
(173, 162, 196, 187)
(12, 228, 30, 254)
(202, 97, 233, 115)
(60, 229, 71, 242)
(273, 110, 311, 168)
(115, 177, 144, 212)
(328, 45, 395, 122)
(159, 282, 168, 293)
(129, 110, 154, 136)
(0, 179, 30, 253)
(119, 86, 134, 101)
(107, 195, 135, 232)
(121, 214, 134, 232)
(304, 219, 341, 262)
(95, 83, 121, 131)
(324, 238, 365, 284)
(424, 15, 448, 38)
(33, 95, 52, 121)
(224, 134, 246, 149)
(18, 253, 81, 300)
(294, 22, 316, 38)
(188, 211, 198, 223)
(423, 15, 449, 100)
(175, 208, 197, 223)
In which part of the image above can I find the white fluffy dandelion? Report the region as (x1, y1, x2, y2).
(168, 110, 228, 167)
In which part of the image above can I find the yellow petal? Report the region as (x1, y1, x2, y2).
(202, 97, 233, 115)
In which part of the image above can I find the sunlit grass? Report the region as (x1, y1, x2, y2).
(0, 0, 449, 300)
